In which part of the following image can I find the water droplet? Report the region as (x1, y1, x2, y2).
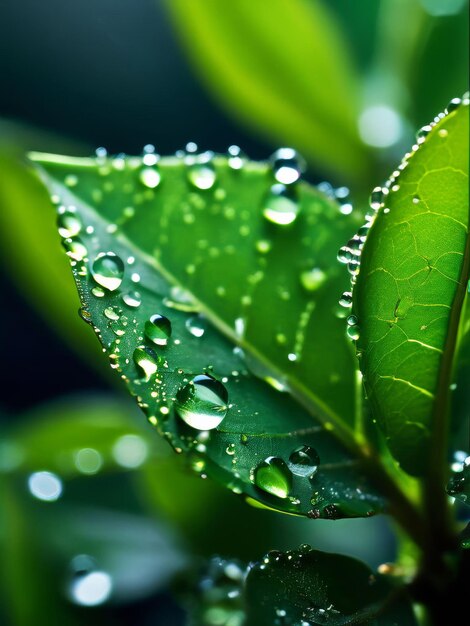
(139, 167, 161, 189)
(447, 97, 461, 113)
(337, 246, 352, 264)
(104, 306, 121, 321)
(28, 471, 63, 502)
(288, 446, 320, 478)
(122, 291, 141, 308)
(163, 286, 199, 312)
(339, 291, 353, 307)
(227, 145, 245, 170)
(256, 239, 272, 254)
(57, 210, 82, 238)
(91, 253, 124, 291)
(263, 183, 299, 225)
(187, 160, 217, 190)
(370, 186, 385, 211)
(254, 457, 292, 499)
(270, 147, 305, 185)
(91, 286, 105, 298)
(186, 315, 207, 338)
(175, 374, 229, 430)
(133, 346, 160, 378)
(347, 324, 361, 340)
(63, 238, 88, 262)
(144, 314, 172, 346)
(300, 267, 326, 292)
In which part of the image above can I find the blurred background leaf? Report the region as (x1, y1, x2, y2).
(165, 0, 369, 187)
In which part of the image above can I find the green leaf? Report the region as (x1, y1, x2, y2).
(244, 544, 418, 625)
(4, 395, 156, 479)
(352, 97, 469, 476)
(30, 149, 386, 519)
(164, 0, 369, 185)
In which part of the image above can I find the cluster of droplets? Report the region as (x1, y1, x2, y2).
(336, 94, 470, 344)
(251, 445, 320, 505)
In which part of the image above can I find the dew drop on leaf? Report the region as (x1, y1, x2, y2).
(187, 160, 217, 190)
(300, 267, 326, 292)
(227, 145, 245, 170)
(122, 291, 142, 308)
(63, 238, 88, 262)
(144, 314, 172, 346)
(57, 210, 82, 238)
(263, 183, 299, 225)
(339, 291, 353, 308)
(139, 167, 161, 189)
(288, 445, 320, 478)
(254, 456, 292, 499)
(269, 147, 305, 185)
(133, 346, 160, 378)
(185, 315, 207, 338)
(91, 252, 124, 291)
(174, 374, 229, 430)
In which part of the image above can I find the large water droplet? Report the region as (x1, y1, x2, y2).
(144, 314, 172, 346)
(91, 253, 124, 291)
(270, 148, 305, 185)
(254, 457, 292, 499)
(263, 184, 299, 225)
(339, 291, 353, 308)
(175, 374, 229, 430)
(288, 446, 320, 478)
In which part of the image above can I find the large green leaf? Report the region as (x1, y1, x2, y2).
(352, 97, 469, 476)
(30, 149, 387, 519)
(164, 0, 369, 185)
(244, 544, 417, 625)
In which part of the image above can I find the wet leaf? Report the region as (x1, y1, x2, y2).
(244, 544, 417, 626)
(165, 0, 369, 185)
(352, 97, 469, 476)
(30, 149, 386, 518)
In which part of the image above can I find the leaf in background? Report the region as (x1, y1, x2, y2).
(30, 149, 387, 519)
(3, 395, 158, 479)
(244, 544, 417, 625)
(351, 97, 469, 476)
(164, 0, 369, 185)
(0, 151, 104, 371)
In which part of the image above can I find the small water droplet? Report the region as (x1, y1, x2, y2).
(270, 147, 305, 185)
(187, 159, 217, 190)
(347, 325, 360, 340)
(91, 286, 105, 298)
(370, 186, 385, 211)
(254, 457, 292, 499)
(175, 374, 229, 430)
(263, 183, 299, 225)
(133, 346, 160, 378)
(339, 291, 353, 307)
(288, 446, 320, 478)
(122, 291, 141, 308)
(337, 247, 352, 264)
(91, 253, 124, 291)
(186, 315, 207, 338)
(69, 565, 113, 607)
(144, 314, 172, 346)
(139, 167, 161, 189)
(104, 306, 121, 321)
(256, 239, 272, 254)
(57, 210, 82, 238)
(63, 238, 88, 261)
(227, 145, 245, 170)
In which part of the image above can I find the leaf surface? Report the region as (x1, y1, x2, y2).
(352, 98, 469, 476)
(31, 150, 385, 518)
(165, 0, 368, 184)
(244, 544, 417, 625)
